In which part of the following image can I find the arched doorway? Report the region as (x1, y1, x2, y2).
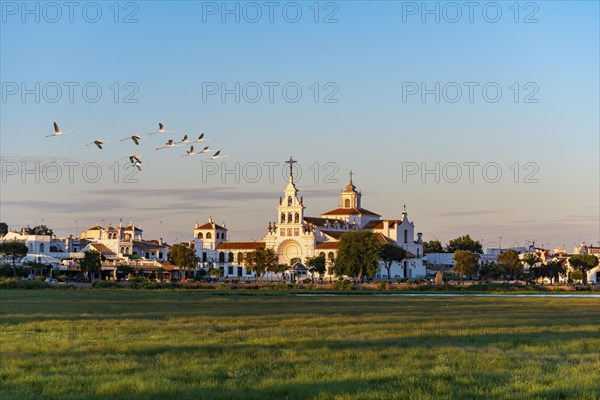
(277, 240, 303, 265)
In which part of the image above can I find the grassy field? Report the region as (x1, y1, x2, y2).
(0, 290, 598, 399)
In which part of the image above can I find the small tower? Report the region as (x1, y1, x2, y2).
(277, 157, 305, 236)
(340, 171, 362, 209)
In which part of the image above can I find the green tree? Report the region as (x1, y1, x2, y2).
(536, 261, 565, 284)
(245, 247, 279, 282)
(23, 225, 54, 236)
(446, 235, 483, 253)
(568, 254, 599, 284)
(0, 240, 28, 276)
(452, 250, 479, 282)
(79, 250, 102, 282)
(423, 239, 444, 254)
(498, 250, 523, 281)
(0, 222, 8, 236)
(335, 231, 382, 282)
(168, 244, 197, 281)
(272, 264, 288, 282)
(306, 255, 326, 283)
(479, 262, 505, 282)
(569, 270, 583, 283)
(380, 243, 406, 280)
(522, 253, 541, 283)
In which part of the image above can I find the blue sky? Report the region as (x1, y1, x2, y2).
(1, 1, 598, 250)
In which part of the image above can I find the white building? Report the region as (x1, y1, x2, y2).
(193, 168, 425, 280)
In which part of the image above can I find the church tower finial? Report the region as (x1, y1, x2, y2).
(286, 156, 297, 182)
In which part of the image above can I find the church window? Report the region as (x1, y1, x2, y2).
(280, 229, 286, 236)
(404, 230, 408, 243)
(120, 247, 125, 254)
(294, 213, 300, 223)
(344, 199, 350, 208)
(228, 253, 234, 263)
(281, 213, 286, 223)
(417, 248, 420, 257)
(294, 228, 299, 236)
(288, 213, 292, 223)
(319, 252, 325, 258)
(39, 243, 45, 253)
(287, 228, 292, 236)
(228, 266, 234, 275)
(197, 232, 203, 239)
(288, 196, 293, 206)
(206, 232, 212, 240)
(219, 252, 225, 263)
(202, 252, 207, 262)
(328, 252, 334, 260)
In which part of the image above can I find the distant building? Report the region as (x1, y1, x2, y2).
(193, 169, 425, 280)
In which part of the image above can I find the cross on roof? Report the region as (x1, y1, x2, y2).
(286, 156, 297, 178)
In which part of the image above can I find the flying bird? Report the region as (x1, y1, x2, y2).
(46, 122, 73, 137)
(123, 154, 143, 164)
(120, 134, 145, 145)
(192, 133, 213, 143)
(156, 139, 176, 150)
(182, 145, 197, 157)
(177, 134, 190, 145)
(206, 150, 230, 160)
(148, 123, 175, 136)
(86, 140, 110, 149)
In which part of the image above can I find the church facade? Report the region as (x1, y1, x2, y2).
(193, 166, 425, 280)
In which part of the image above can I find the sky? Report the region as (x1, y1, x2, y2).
(1, 0, 598, 251)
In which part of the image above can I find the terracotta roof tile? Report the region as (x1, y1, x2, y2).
(315, 242, 339, 250)
(197, 222, 227, 231)
(216, 242, 265, 250)
(321, 207, 381, 217)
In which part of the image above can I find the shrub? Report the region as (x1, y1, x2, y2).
(92, 281, 120, 289)
(0, 278, 50, 289)
(302, 278, 312, 284)
(378, 281, 389, 290)
(333, 279, 353, 291)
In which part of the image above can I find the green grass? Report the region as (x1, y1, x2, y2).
(0, 290, 599, 399)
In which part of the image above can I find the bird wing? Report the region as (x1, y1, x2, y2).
(159, 123, 164, 130)
(54, 122, 60, 133)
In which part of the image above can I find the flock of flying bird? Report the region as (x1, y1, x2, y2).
(46, 122, 229, 171)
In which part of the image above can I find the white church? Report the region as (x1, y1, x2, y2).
(192, 160, 425, 280)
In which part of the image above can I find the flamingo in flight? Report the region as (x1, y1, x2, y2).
(192, 133, 213, 143)
(176, 134, 190, 145)
(182, 145, 198, 157)
(86, 140, 110, 149)
(148, 123, 175, 136)
(46, 122, 73, 137)
(120, 134, 146, 145)
(206, 150, 230, 160)
(156, 140, 176, 150)
(123, 154, 144, 164)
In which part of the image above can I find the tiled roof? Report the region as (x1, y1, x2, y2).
(216, 242, 265, 250)
(133, 240, 169, 251)
(86, 225, 103, 231)
(304, 216, 347, 227)
(124, 225, 142, 231)
(320, 230, 345, 240)
(197, 222, 227, 231)
(374, 233, 396, 245)
(321, 207, 381, 217)
(89, 243, 116, 256)
(315, 242, 339, 250)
